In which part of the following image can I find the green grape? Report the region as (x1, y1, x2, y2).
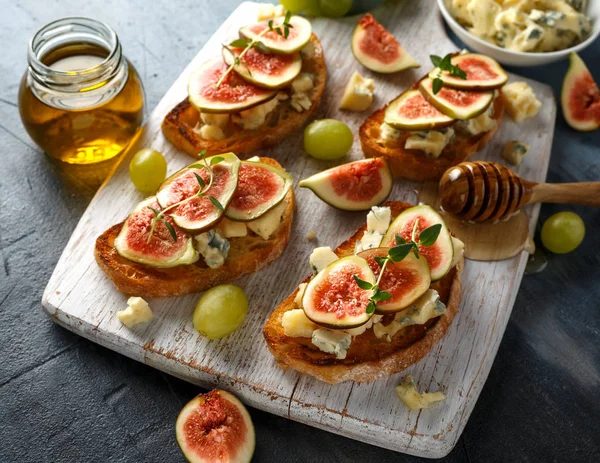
(303, 0, 323, 16)
(193, 284, 249, 340)
(279, 0, 309, 13)
(129, 148, 167, 194)
(319, 0, 352, 17)
(541, 211, 585, 254)
(304, 119, 353, 160)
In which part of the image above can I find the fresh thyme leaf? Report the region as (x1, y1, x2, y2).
(210, 156, 224, 165)
(441, 54, 452, 69)
(374, 256, 387, 268)
(432, 77, 443, 95)
(395, 234, 406, 245)
(268, 19, 274, 30)
(242, 61, 252, 76)
(284, 27, 290, 39)
(412, 244, 420, 259)
(209, 196, 224, 211)
(188, 163, 206, 170)
(275, 27, 282, 35)
(164, 221, 178, 242)
(234, 57, 241, 66)
(366, 301, 376, 315)
(229, 38, 250, 48)
(430, 54, 443, 67)
(284, 10, 292, 24)
(353, 275, 374, 290)
(147, 206, 161, 217)
(430, 53, 467, 94)
(375, 290, 392, 302)
(389, 243, 413, 262)
(194, 172, 205, 189)
(419, 224, 442, 247)
(254, 41, 271, 54)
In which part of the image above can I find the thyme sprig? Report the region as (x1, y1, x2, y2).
(146, 150, 224, 244)
(353, 222, 442, 315)
(216, 11, 293, 88)
(430, 53, 467, 94)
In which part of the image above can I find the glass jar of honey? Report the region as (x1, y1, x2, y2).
(19, 17, 145, 164)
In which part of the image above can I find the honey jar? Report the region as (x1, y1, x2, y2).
(19, 17, 145, 164)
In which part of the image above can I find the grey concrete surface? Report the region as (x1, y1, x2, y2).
(1, 1, 599, 462)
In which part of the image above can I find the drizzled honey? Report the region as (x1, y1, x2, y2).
(19, 18, 145, 164)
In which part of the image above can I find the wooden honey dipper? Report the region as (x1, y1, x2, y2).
(439, 161, 600, 222)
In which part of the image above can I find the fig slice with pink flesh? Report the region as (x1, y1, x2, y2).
(188, 57, 277, 114)
(381, 205, 454, 281)
(384, 89, 455, 131)
(298, 158, 393, 211)
(239, 15, 312, 54)
(357, 247, 431, 313)
(156, 153, 241, 232)
(114, 197, 198, 268)
(428, 53, 507, 90)
(222, 46, 301, 89)
(561, 52, 600, 132)
(302, 255, 375, 329)
(419, 77, 494, 120)
(351, 13, 419, 74)
(176, 389, 255, 463)
(225, 160, 293, 222)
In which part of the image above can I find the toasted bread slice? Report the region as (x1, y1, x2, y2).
(162, 34, 326, 159)
(359, 89, 504, 182)
(95, 158, 295, 298)
(263, 201, 463, 384)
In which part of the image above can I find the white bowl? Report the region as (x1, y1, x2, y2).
(437, 0, 600, 67)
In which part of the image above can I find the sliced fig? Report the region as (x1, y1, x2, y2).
(225, 161, 293, 221)
(188, 57, 276, 114)
(384, 89, 455, 131)
(302, 255, 375, 329)
(381, 205, 454, 281)
(351, 13, 419, 74)
(222, 46, 301, 89)
(176, 389, 255, 463)
(428, 54, 507, 90)
(298, 158, 393, 211)
(114, 197, 198, 268)
(156, 153, 241, 232)
(357, 248, 431, 313)
(562, 52, 600, 132)
(239, 16, 312, 54)
(419, 77, 494, 120)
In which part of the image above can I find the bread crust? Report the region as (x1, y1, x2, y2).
(161, 34, 326, 159)
(359, 89, 504, 181)
(263, 201, 463, 384)
(95, 158, 295, 298)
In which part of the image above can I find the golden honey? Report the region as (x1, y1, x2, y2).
(19, 18, 145, 164)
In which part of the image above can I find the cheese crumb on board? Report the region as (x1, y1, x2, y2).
(395, 375, 446, 410)
(117, 297, 153, 328)
(339, 71, 375, 112)
(502, 140, 530, 166)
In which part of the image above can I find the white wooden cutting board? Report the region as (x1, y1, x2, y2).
(42, 1, 556, 458)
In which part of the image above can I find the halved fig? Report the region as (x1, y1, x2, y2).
(428, 54, 507, 90)
(419, 77, 494, 120)
(222, 46, 301, 89)
(225, 161, 293, 222)
(298, 158, 393, 211)
(156, 153, 241, 232)
(188, 57, 276, 114)
(381, 205, 454, 281)
(176, 389, 255, 463)
(114, 197, 198, 268)
(239, 16, 312, 54)
(562, 52, 600, 132)
(357, 248, 431, 313)
(302, 255, 375, 329)
(384, 89, 455, 130)
(351, 13, 419, 74)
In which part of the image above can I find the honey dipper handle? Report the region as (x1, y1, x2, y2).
(531, 182, 600, 206)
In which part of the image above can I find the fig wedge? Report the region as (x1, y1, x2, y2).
(302, 255, 375, 329)
(188, 57, 276, 114)
(222, 46, 301, 89)
(419, 77, 494, 120)
(384, 89, 455, 130)
(562, 52, 600, 132)
(239, 15, 312, 54)
(156, 153, 241, 232)
(381, 205, 454, 281)
(429, 53, 507, 90)
(225, 160, 293, 222)
(351, 13, 419, 74)
(298, 158, 393, 211)
(114, 197, 198, 268)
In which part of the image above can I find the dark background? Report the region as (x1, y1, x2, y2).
(1, 1, 599, 461)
